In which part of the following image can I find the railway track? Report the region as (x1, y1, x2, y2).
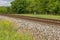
(0, 14, 60, 40)
(0, 14, 60, 25)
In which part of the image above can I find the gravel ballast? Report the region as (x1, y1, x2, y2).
(0, 16, 60, 40)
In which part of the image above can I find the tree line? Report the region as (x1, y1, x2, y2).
(0, 0, 60, 15)
(10, 0, 60, 14)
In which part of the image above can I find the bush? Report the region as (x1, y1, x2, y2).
(0, 19, 33, 40)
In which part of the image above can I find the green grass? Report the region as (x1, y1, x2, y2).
(17, 14, 60, 20)
(0, 19, 33, 40)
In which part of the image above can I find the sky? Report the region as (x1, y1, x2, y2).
(0, 0, 13, 6)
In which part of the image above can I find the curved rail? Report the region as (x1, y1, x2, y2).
(0, 14, 60, 25)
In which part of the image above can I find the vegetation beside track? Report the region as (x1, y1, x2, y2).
(0, 19, 33, 40)
(16, 14, 60, 20)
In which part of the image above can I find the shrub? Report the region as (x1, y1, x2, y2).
(0, 19, 33, 40)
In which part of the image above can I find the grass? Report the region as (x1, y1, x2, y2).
(0, 19, 33, 40)
(17, 14, 60, 20)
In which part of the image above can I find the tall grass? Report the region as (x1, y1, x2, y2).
(18, 14, 60, 20)
(0, 19, 33, 40)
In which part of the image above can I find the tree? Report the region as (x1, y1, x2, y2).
(11, 0, 60, 14)
(11, 0, 30, 13)
(0, 6, 7, 14)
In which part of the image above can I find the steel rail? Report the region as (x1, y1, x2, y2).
(0, 14, 60, 25)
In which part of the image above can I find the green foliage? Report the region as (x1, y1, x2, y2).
(0, 7, 7, 13)
(11, 0, 30, 13)
(0, 19, 33, 40)
(11, 0, 60, 14)
(0, 6, 11, 14)
(0, 0, 59, 14)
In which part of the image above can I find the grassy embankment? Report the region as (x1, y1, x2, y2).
(17, 14, 60, 20)
(0, 19, 33, 40)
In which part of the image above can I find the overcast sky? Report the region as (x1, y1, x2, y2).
(0, 0, 13, 6)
